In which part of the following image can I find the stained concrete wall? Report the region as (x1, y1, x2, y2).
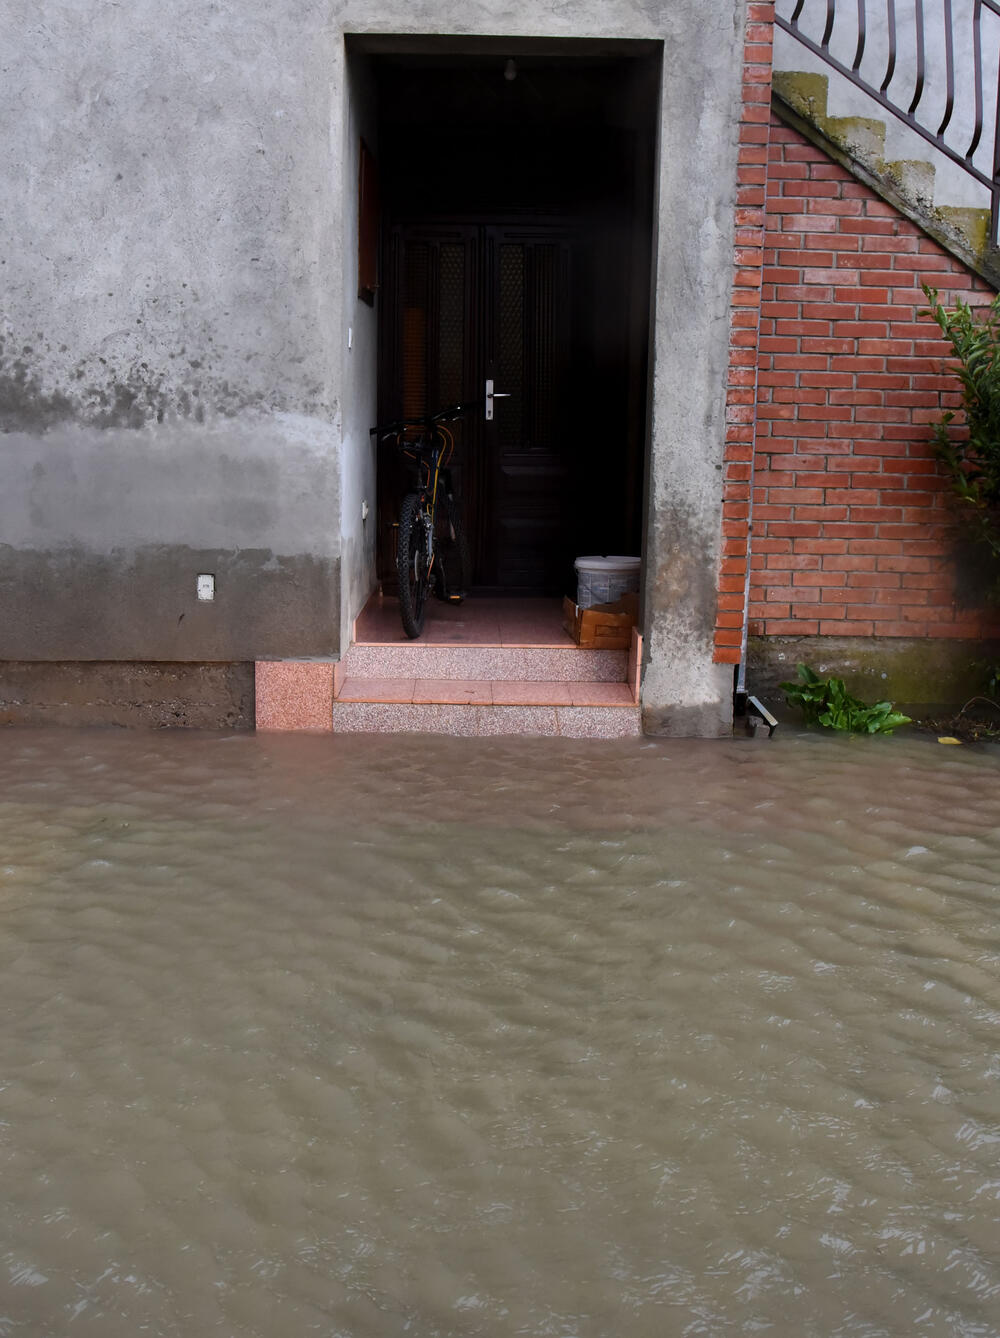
(0, 418, 338, 659)
(2, 1, 342, 660)
(4, 0, 747, 734)
(0, 662, 255, 729)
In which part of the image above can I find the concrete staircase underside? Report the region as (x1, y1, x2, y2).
(256, 597, 643, 738)
(772, 70, 999, 287)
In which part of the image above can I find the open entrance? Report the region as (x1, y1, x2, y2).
(361, 38, 660, 603)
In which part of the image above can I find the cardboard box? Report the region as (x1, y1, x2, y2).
(562, 593, 638, 649)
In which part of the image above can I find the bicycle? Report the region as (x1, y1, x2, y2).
(369, 403, 473, 639)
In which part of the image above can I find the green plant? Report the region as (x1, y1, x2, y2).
(922, 285, 1000, 586)
(968, 657, 1000, 700)
(780, 664, 911, 734)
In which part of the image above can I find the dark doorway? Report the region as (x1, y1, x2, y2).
(371, 42, 660, 596)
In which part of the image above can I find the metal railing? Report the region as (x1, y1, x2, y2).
(776, 0, 1000, 243)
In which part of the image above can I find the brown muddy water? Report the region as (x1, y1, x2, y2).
(1, 728, 999, 1338)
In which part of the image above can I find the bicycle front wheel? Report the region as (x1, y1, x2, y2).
(397, 492, 429, 639)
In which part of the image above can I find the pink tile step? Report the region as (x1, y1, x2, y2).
(340, 643, 627, 683)
(331, 596, 645, 734)
(555, 706, 642, 738)
(627, 627, 643, 703)
(491, 680, 572, 705)
(337, 677, 415, 703)
(335, 677, 638, 710)
(567, 682, 635, 706)
(330, 700, 641, 737)
(412, 679, 492, 705)
(256, 661, 334, 731)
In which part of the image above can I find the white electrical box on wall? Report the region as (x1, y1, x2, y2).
(197, 574, 215, 601)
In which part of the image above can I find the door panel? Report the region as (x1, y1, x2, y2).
(485, 226, 572, 590)
(379, 220, 576, 594)
(377, 226, 478, 588)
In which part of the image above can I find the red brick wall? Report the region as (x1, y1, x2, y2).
(716, 1, 775, 664)
(715, 95, 1000, 660)
(747, 115, 999, 645)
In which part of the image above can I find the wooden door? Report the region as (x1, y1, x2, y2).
(378, 220, 577, 594)
(482, 224, 574, 591)
(376, 224, 477, 590)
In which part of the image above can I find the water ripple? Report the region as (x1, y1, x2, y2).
(0, 728, 997, 1335)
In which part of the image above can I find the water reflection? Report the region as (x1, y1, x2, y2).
(0, 729, 999, 1336)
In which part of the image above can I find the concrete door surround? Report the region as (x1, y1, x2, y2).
(341, 9, 746, 737)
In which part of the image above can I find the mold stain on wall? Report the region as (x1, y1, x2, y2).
(0, 331, 330, 435)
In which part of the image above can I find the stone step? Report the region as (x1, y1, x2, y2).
(885, 158, 936, 208)
(823, 113, 886, 165)
(256, 616, 644, 737)
(339, 640, 628, 683)
(335, 677, 636, 706)
(774, 71, 888, 166)
(771, 68, 994, 281)
(772, 69, 829, 120)
(329, 699, 642, 738)
(938, 206, 992, 256)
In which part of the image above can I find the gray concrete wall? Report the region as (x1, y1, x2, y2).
(5, 0, 746, 734)
(639, 3, 746, 735)
(2, 1, 342, 660)
(0, 661, 254, 729)
(0, 418, 338, 659)
(339, 51, 380, 648)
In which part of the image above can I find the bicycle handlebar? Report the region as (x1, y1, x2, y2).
(369, 399, 483, 439)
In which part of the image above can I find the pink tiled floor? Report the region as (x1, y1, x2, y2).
(336, 676, 414, 703)
(413, 678, 492, 705)
(354, 595, 573, 647)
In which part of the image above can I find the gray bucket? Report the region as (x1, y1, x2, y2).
(574, 555, 641, 609)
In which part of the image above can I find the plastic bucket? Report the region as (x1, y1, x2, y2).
(574, 555, 641, 609)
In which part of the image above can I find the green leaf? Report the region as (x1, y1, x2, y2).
(922, 285, 1000, 584)
(781, 666, 910, 735)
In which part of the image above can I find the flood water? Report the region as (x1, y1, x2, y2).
(1, 728, 999, 1337)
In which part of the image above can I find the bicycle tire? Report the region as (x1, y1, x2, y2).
(433, 491, 470, 604)
(397, 491, 429, 639)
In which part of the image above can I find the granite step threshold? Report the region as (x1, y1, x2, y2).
(330, 677, 641, 737)
(340, 642, 628, 682)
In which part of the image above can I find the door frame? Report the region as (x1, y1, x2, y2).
(342, 30, 743, 733)
(376, 214, 583, 594)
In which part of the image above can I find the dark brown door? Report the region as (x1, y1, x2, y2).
(378, 220, 577, 594)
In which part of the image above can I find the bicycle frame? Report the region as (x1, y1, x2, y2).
(370, 403, 473, 637)
(399, 424, 454, 540)
(396, 425, 452, 594)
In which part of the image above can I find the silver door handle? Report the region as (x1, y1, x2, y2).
(485, 379, 511, 421)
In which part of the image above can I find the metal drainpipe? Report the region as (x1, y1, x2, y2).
(734, 81, 773, 726)
(734, 465, 755, 715)
(733, 451, 777, 737)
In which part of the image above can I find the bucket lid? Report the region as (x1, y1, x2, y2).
(574, 555, 641, 572)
